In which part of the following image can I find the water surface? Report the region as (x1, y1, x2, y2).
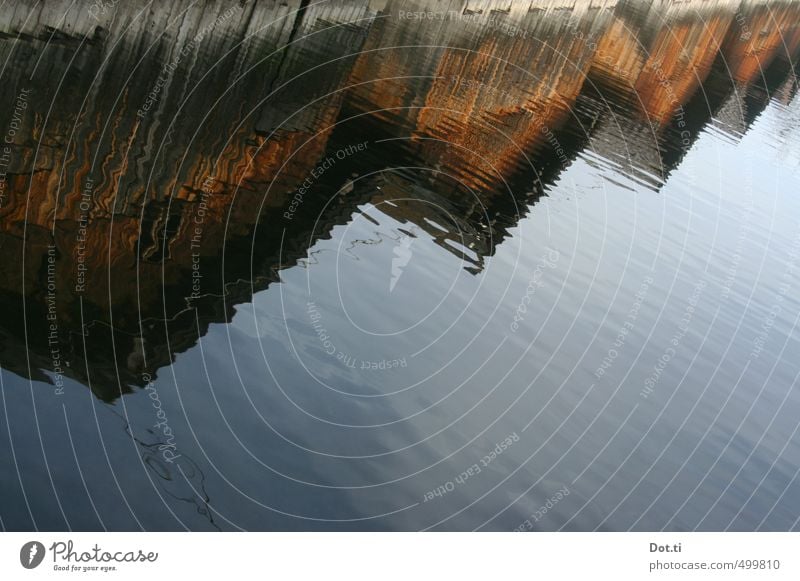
(1, 0, 800, 531)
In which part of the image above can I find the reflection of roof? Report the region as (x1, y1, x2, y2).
(712, 88, 748, 138)
(584, 102, 665, 190)
(2, 0, 800, 400)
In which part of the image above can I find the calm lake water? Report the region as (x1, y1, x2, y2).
(1, 0, 800, 531)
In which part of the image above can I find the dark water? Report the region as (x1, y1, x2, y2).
(1, 0, 800, 531)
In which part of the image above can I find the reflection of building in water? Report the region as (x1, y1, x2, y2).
(1, 0, 799, 400)
(721, 0, 800, 85)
